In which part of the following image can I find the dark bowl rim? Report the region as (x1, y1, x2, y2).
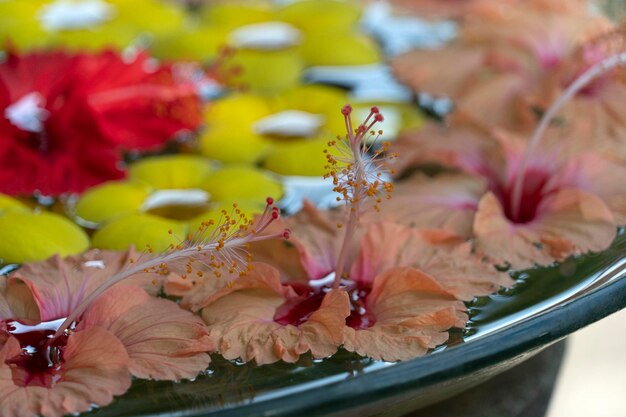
(188, 271, 626, 417)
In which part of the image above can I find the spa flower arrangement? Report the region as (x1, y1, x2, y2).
(0, 0, 624, 416)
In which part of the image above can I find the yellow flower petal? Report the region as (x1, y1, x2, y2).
(299, 32, 380, 66)
(205, 93, 273, 126)
(222, 48, 304, 94)
(0, 1, 47, 51)
(47, 25, 136, 52)
(74, 181, 150, 225)
(0, 211, 89, 264)
(276, 0, 361, 33)
(129, 155, 215, 189)
(150, 26, 229, 62)
(274, 85, 349, 136)
(92, 213, 187, 252)
(110, 0, 186, 36)
(199, 124, 271, 164)
(202, 166, 283, 203)
(262, 137, 330, 176)
(0, 194, 29, 213)
(200, 3, 273, 30)
(200, 94, 274, 163)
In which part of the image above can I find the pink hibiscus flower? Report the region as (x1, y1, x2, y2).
(167, 107, 493, 363)
(0, 249, 213, 417)
(0, 50, 202, 196)
(250, 206, 498, 361)
(389, 123, 623, 268)
(529, 29, 626, 161)
(391, 0, 613, 131)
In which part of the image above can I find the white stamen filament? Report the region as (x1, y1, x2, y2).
(510, 51, 626, 221)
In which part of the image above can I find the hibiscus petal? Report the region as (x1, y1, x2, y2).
(0, 277, 13, 320)
(474, 189, 616, 268)
(0, 276, 38, 322)
(343, 267, 467, 361)
(78, 285, 213, 381)
(254, 201, 346, 281)
(201, 266, 349, 365)
(351, 222, 512, 299)
(10, 249, 164, 321)
(392, 46, 487, 98)
(381, 174, 485, 238)
(0, 327, 130, 417)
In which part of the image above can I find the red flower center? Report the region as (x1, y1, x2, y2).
(273, 283, 326, 326)
(494, 166, 552, 224)
(273, 282, 376, 330)
(2, 318, 69, 388)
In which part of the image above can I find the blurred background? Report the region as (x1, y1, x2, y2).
(547, 308, 626, 417)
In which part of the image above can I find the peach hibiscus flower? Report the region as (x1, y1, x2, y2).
(0, 249, 213, 417)
(388, 122, 624, 268)
(253, 203, 510, 361)
(391, 0, 613, 130)
(529, 29, 626, 161)
(194, 263, 351, 365)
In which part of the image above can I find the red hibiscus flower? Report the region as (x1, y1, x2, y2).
(0, 50, 202, 196)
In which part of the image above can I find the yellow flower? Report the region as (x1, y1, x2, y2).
(157, 0, 382, 94)
(74, 155, 283, 252)
(222, 47, 305, 94)
(0, 194, 89, 264)
(199, 85, 352, 176)
(0, 0, 186, 52)
(298, 32, 380, 66)
(262, 137, 330, 176)
(150, 25, 229, 63)
(199, 94, 274, 164)
(276, 0, 361, 33)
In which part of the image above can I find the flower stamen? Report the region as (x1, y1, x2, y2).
(51, 197, 288, 339)
(325, 105, 395, 288)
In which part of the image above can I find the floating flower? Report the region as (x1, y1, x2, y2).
(391, 0, 613, 130)
(74, 154, 283, 252)
(255, 210, 478, 361)
(153, 1, 380, 93)
(0, 248, 213, 417)
(0, 50, 202, 196)
(265, 208, 505, 360)
(200, 85, 350, 174)
(201, 106, 504, 362)
(0, 0, 186, 52)
(529, 29, 626, 161)
(199, 264, 350, 365)
(0, 194, 89, 264)
(390, 119, 624, 268)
